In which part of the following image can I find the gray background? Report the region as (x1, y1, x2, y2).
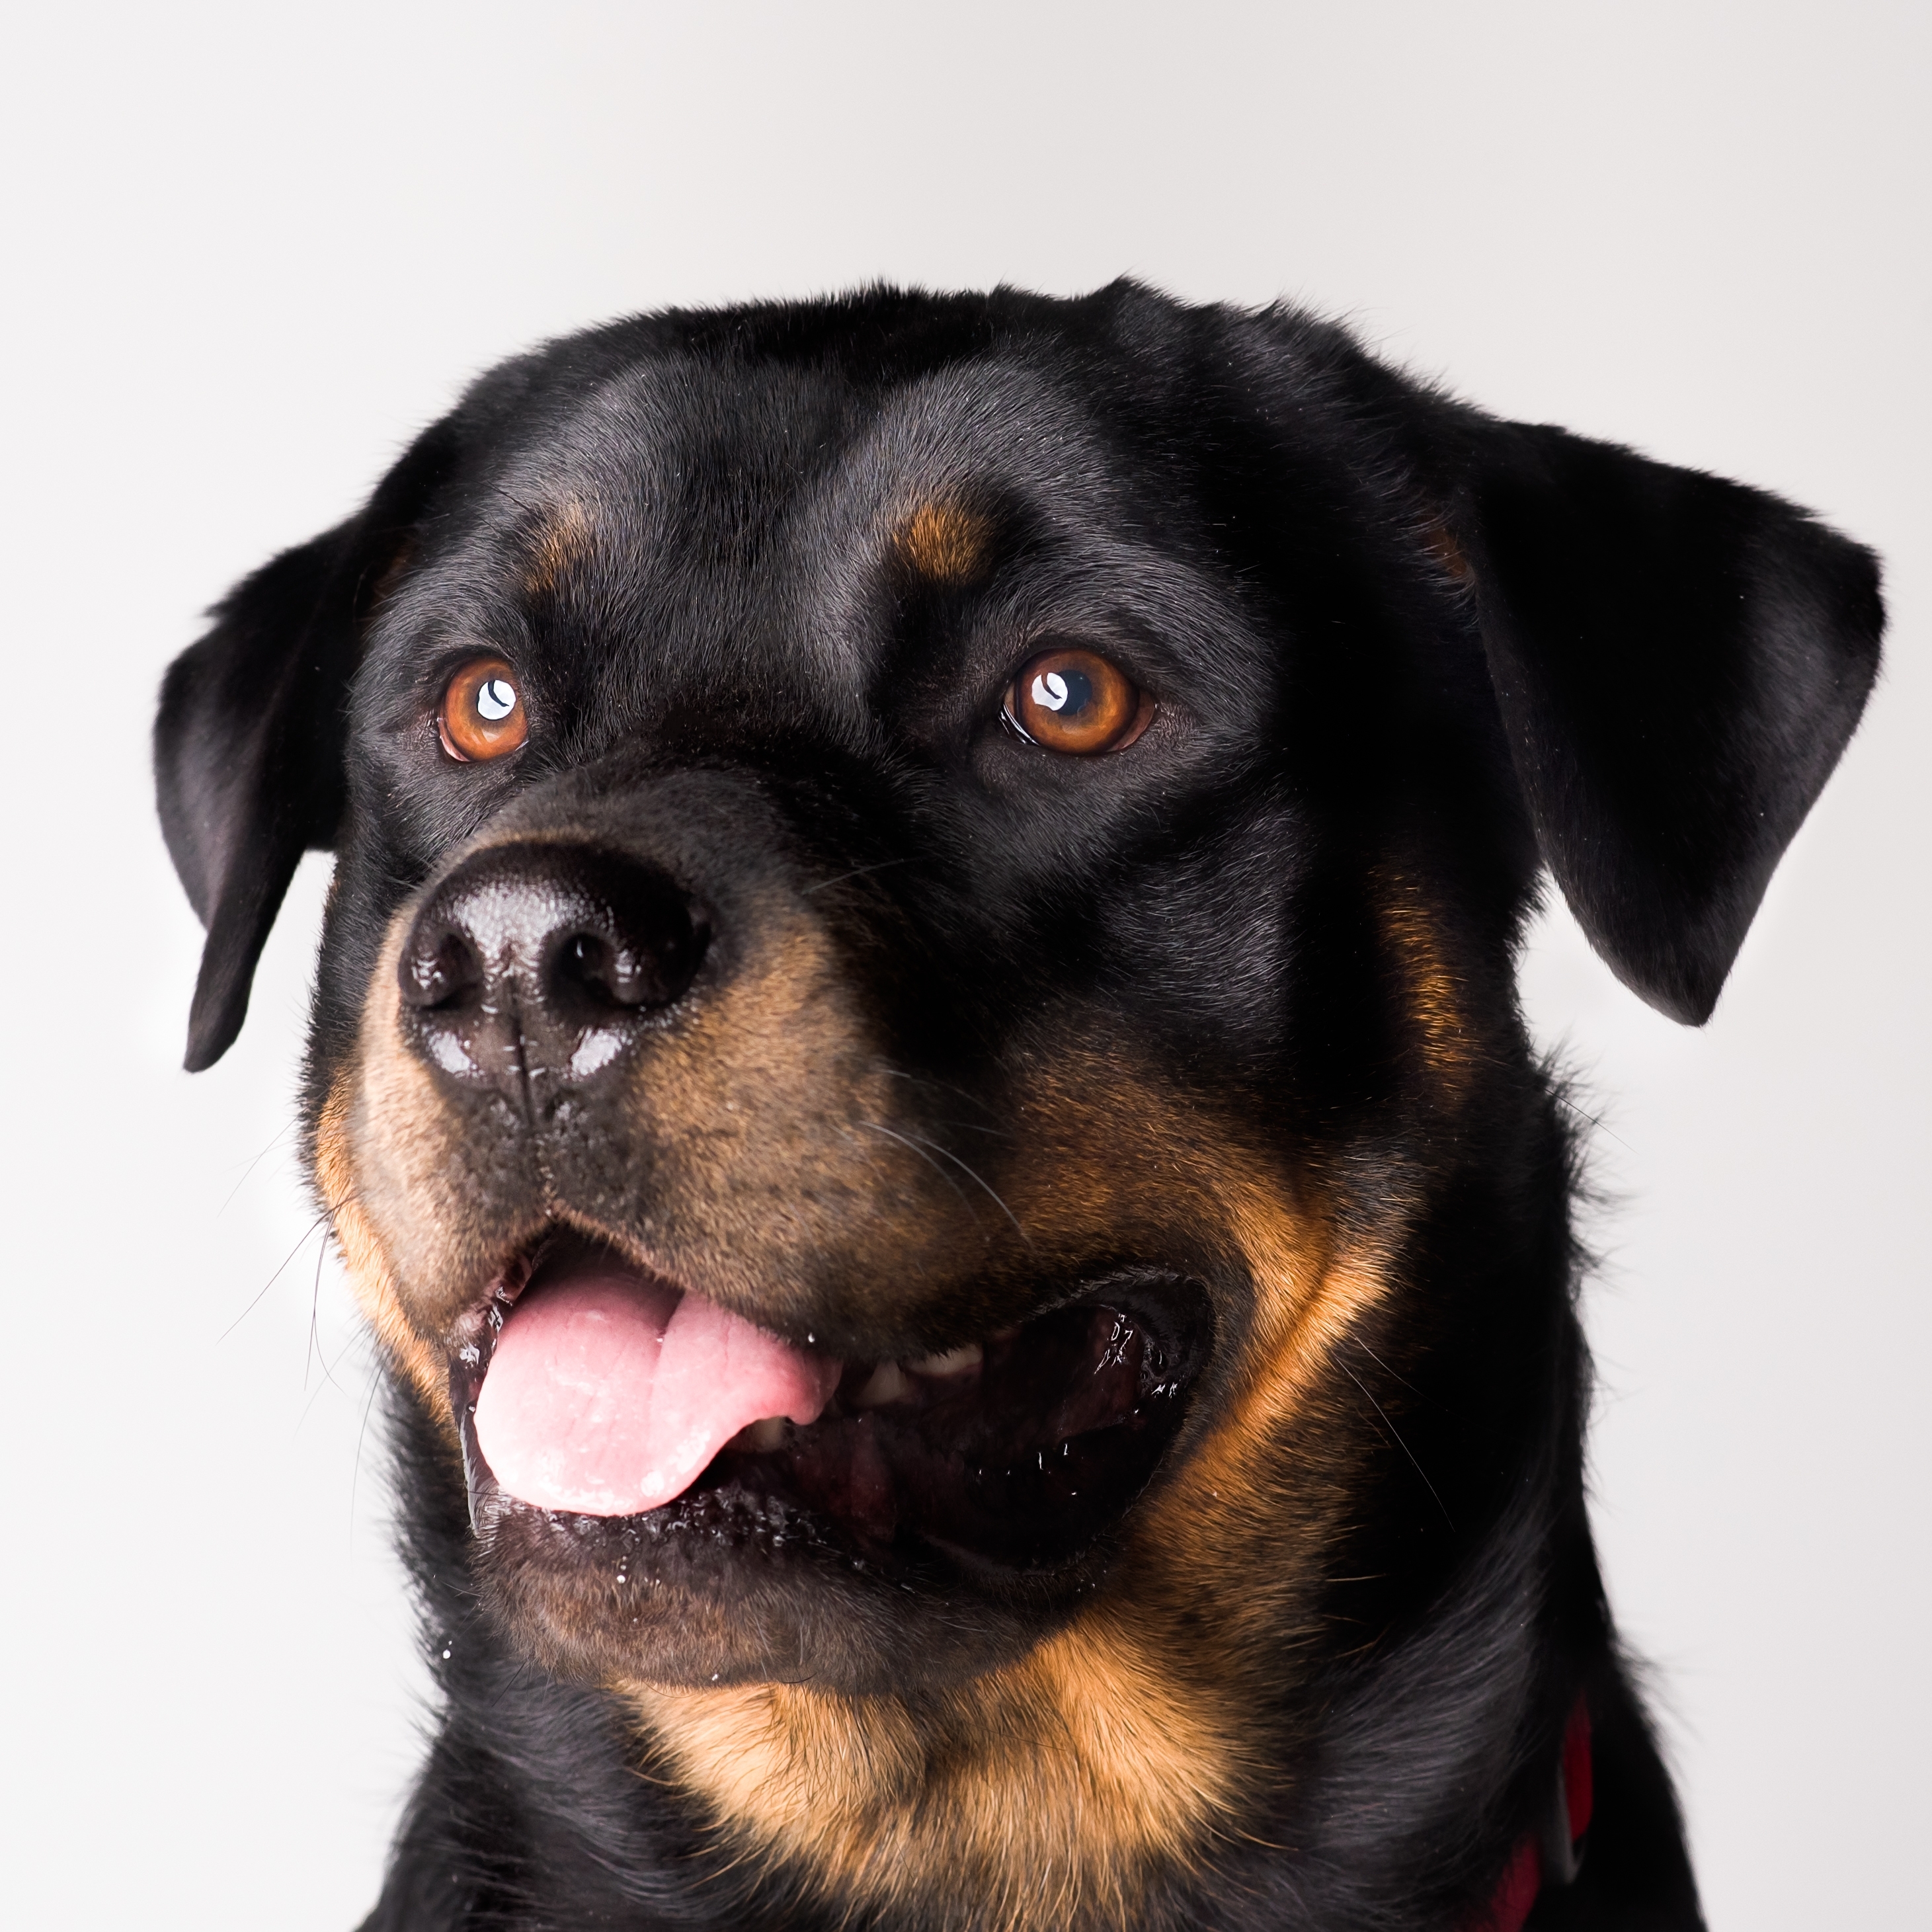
(1, 4, 1925, 1925)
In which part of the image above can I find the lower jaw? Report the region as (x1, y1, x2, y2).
(469, 1479, 1115, 1691)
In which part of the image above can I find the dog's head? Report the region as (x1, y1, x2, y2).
(156, 283, 1878, 1903)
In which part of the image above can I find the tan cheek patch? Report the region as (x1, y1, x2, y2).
(316, 1067, 449, 1424)
(608, 914, 911, 1251)
(894, 499, 995, 586)
(936, 1057, 1410, 1582)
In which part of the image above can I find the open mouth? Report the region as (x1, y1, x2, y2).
(450, 1234, 1209, 1574)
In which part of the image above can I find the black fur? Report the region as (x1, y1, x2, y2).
(155, 282, 1880, 1930)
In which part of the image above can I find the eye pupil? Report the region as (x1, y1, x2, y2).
(1034, 669, 1073, 712)
(476, 678, 518, 722)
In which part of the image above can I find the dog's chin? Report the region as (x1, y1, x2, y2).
(449, 1234, 1212, 1692)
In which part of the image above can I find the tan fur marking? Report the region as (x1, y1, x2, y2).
(1380, 871, 1473, 1089)
(895, 499, 995, 586)
(629, 1603, 1248, 1929)
(1422, 517, 1475, 586)
(316, 1070, 448, 1420)
(597, 904, 965, 1328)
(1186, 1195, 1395, 1480)
(523, 497, 596, 596)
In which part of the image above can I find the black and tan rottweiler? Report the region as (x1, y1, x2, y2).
(155, 283, 1881, 1931)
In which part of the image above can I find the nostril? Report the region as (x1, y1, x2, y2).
(552, 930, 648, 1012)
(543, 899, 704, 1018)
(401, 926, 485, 1011)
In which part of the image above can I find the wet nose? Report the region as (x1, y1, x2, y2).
(397, 842, 706, 1096)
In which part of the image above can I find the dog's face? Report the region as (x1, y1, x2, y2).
(311, 334, 1500, 1696)
(157, 286, 1878, 1912)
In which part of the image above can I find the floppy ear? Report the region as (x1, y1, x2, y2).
(1452, 420, 1882, 1024)
(155, 424, 457, 1070)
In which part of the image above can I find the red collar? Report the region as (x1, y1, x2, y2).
(1467, 1696, 1593, 1932)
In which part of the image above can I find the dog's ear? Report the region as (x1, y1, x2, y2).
(155, 424, 458, 1070)
(1447, 419, 1883, 1024)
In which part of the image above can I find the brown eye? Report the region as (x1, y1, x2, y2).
(1004, 647, 1151, 755)
(439, 658, 528, 762)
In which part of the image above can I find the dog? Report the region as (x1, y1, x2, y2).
(154, 282, 1881, 1931)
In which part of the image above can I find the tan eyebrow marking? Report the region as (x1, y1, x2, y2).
(894, 499, 996, 586)
(524, 497, 597, 596)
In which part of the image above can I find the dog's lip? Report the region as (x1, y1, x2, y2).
(446, 1229, 1211, 1570)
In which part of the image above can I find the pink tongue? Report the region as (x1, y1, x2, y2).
(473, 1271, 841, 1516)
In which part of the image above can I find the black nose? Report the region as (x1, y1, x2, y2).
(397, 843, 706, 1097)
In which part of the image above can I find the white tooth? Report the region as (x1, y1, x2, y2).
(852, 1362, 910, 1408)
(908, 1342, 983, 1378)
(740, 1416, 787, 1452)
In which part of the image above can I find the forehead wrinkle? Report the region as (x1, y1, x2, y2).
(475, 350, 857, 577)
(578, 356, 880, 694)
(863, 358, 1129, 515)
